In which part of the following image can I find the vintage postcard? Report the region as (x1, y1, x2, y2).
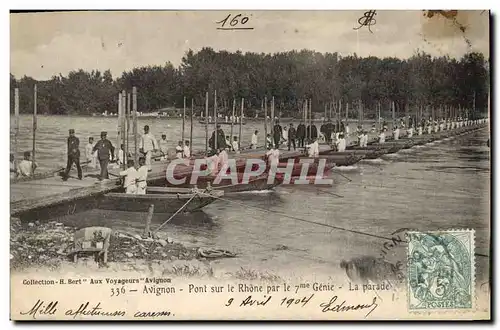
(9, 10, 491, 320)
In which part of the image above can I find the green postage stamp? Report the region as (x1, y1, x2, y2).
(407, 230, 475, 311)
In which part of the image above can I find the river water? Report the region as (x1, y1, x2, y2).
(10, 115, 490, 285)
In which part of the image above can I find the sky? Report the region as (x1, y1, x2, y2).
(10, 10, 490, 80)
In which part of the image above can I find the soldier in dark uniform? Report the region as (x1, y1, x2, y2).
(273, 120, 283, 149)
(93, 131, 115, 181)
(288, 123, 297, 151)
(62, 129, 82, 181)
(296, 121, 306, 147)
(325, 120, 334, 143)
(310, 124, 318, 140)
(209, 124, 227, 151)
(320, 122, 327, 141)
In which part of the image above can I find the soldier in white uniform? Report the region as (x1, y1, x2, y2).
(140, 125, 158, 170)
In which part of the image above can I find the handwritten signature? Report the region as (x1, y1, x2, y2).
(319, 295, 378, 318)
(354, 10, 377, 33)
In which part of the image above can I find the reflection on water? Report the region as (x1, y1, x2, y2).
(11, 115, 490, 282)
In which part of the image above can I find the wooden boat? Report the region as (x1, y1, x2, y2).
(198, 120, 246, 125)
(323, 149, 386, 160)
(164, 172, 284, 193)
(298, 154, 364, 167)
(99, 187, 223, 213)
(347, 144, 401, 154)
(285, 161, 335, 176)
(214, 176, 283, 193)
(146, 147, 308, 187)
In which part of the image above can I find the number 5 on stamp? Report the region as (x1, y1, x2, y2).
(407, 230, 475, 311)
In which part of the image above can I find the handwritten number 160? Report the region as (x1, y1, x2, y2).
(217, 14, 250, 28)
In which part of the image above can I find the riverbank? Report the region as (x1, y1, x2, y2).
(9, 218, 282, 281)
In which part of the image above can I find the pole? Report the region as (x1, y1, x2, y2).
(304, 99, 308, 140)
(271, 96, 275, 136)
(260, 100, 264, 121)
(117, 92, 122, 162)
(214, 90, 217, 150)
(358, 100, 361, 126)
(32, 84, 37, 174)
(121, 91, 126, 170)
(14, 88, 19, 159)
(182, 96, 186, 144)
(239, 98, 244, 149)
(392, 100, 395, 126)
(359, 100, 363, 127)
(121, 92, 127, 170)
(337, 100, 340, 122)
(346, 101, 349, 123)
(488, 88, 490, 125)
(230, 99, 235, 143)
(143, 204, 154, 237)
(339, 99, 342, 123)
(303, 99, 306, 124)
(205, 92, 209, 153)
(405, 101, 409, 129)
(377, 101, 381, 129)
(264, 97, 268, 146)
(126, 92, 131, 167)
(132, 87, 138, 166)
(473, 91, 476, 120)
(190, 98, 194, 156)
(309, 98, 312, 140)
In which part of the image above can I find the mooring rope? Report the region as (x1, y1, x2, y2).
(153, 193, 199, 234)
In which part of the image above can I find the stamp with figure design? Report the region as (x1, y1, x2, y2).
(407, 230, 475, 311)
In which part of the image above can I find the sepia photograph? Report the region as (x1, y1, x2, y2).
(9, 9, 490, 320)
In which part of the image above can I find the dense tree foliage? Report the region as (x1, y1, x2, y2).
(10, 48, 489, 119)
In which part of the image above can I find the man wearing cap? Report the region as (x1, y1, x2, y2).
(93, 131, 115, 181)
(209, 124, 227, 151)
(265, 144, 280, 178)
(62, 129, 82, 181)
(273, 120, 283, 149)
(140, 125, 158, 170)
(296, 121, 306, 148)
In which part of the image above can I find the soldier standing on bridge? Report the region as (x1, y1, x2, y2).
(93, 131, 115, 181)
(62, 129, 82, 181)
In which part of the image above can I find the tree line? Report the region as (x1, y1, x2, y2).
(10, 48, 489, 119)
